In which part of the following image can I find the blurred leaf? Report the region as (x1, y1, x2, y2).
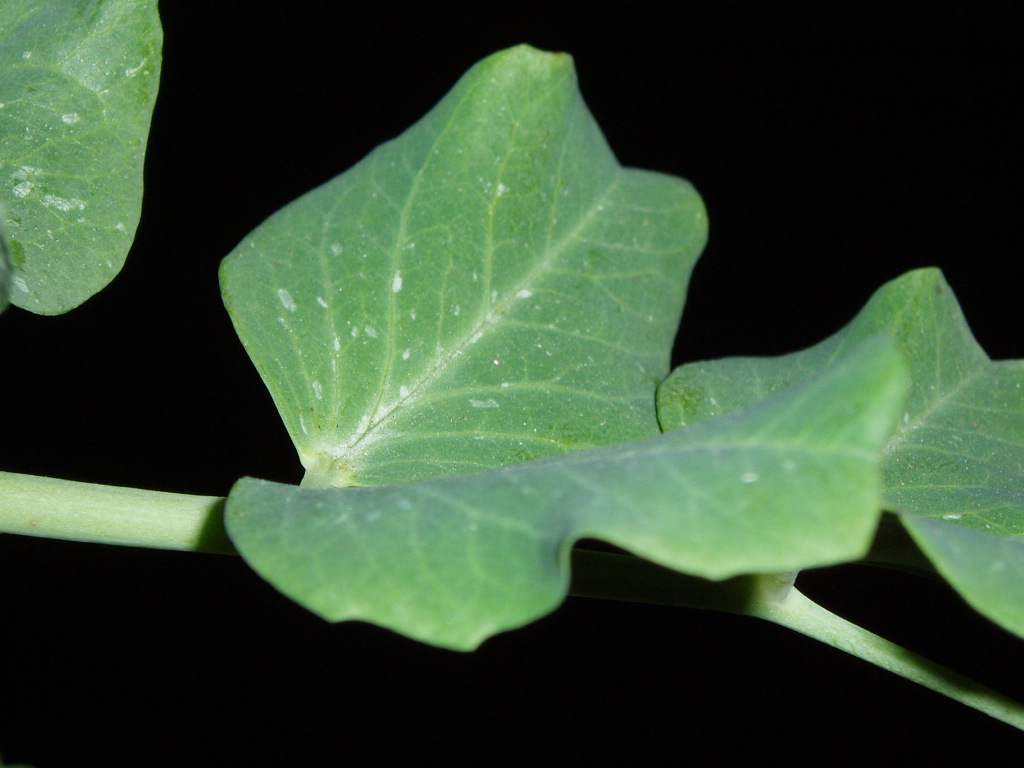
(0, 0, 161, 314)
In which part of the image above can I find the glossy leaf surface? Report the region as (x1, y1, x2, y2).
(658, 268, 1024, 637)
(226, 337, 908, 649)
(220, 45, 707, 488)
(0, 0, 161, 314)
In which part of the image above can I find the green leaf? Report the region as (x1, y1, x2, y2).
(657, 268, 1024, 637)
(904, 518, 1024, 635)
(220, 44, 707, 488)
(0, 205, 10, 313)
(0, 0, 161, 315)
(226, 336, 908, 650)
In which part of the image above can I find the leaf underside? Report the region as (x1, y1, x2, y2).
(658, 268, 1024, 638)
(222, 42, 1021, 658)
(0, 0, 161, 314)
(220, 44, 707, 488)
(227, 336, 907, 650)
(222, 45, 924, 651)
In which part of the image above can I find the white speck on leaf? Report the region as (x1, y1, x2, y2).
(470, 398, 500, 408)
(333, 335, 341, 351)
(61, 113, 80, 124)
(12, 181, 33, 198)
(42, 194, 86, 212)
(312, 381, 323, 400)
(741, 472, 759, 484)
(400, 386, 410, 398)
(497, 183, 510, 196)
(516, 289, 533, 299)
(277, 288, 297, 312)
(392, 271, 403, 292)
(316, 296, 328, 308)
(365, 325, 378, 338)
(330, 243, 343, 256)
(125, 59, 147, 77)
(402, 349, 411, 360)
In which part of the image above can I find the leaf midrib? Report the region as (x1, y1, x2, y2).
(326, 102, 623, 466)
(340, 174, 623, 460)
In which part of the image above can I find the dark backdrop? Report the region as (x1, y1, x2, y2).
(2, 2, 1021, 763)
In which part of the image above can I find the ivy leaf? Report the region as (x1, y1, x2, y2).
(220, 44, 707, 488)
(226, 336, 908, 650)
(0, 0, 162, 315)
(657, 268, 1024, 638)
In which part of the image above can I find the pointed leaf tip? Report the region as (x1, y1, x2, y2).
(659, 267, 1024, 640)
(221, 45, 707, 487)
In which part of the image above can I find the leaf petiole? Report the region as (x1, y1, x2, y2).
(570, 550, 1024, 731)
(752, 576, 1024, 731)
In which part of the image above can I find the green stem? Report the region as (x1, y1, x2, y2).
(0, 471, 234, 554)
(752, 576, 1024, 730)
(3, 472, 1023, 729)
(858, 511, 940, 580)
(569, 547, 766, 613)
(569, 550, 1024, 731)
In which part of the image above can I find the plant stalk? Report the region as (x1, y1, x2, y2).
(569, 550, 1024, 731)
(0, 470, 234, 554)
(3, 471, 1023, 729)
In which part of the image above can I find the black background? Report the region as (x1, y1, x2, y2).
(2, 2, 1022, 763)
